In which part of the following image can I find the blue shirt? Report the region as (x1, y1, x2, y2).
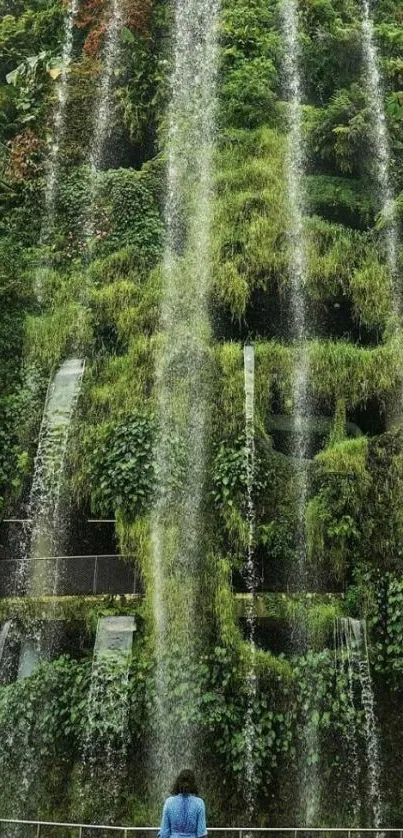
(159, 794, 207, 838)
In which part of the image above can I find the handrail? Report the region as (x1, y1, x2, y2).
(0, 555, 138, 598)
(0, 555, 132, 563)
(0, 820, 400, 832)
(1, 520, 117, 524)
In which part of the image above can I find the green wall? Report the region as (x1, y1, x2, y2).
(0, 0, 403, 826)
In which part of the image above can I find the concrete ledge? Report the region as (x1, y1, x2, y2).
(0, 592, 344, 624)
(0, 594, 142, 624)
(235, 592, 345, 620)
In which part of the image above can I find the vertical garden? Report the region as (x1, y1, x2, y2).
(0, 0, 403, 828)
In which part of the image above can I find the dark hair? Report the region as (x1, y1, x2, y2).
(171, 769, 199, 796)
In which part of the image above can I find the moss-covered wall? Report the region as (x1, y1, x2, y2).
(1, 0, 403, 827)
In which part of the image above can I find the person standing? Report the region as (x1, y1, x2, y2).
(158, 770, 207, 838)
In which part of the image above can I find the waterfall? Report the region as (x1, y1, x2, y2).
(334, 619, 362, 824)
(85, 0, 124, 244)
(281, 0, 318, 824)
(361, 1, 400, 302)
(17, 635, 43, 679)
(0, 621, 12, 681)
(150, 0, 219, 794)
(280, 0, 310, 585)
(89, 0, 123, 174)
(351, 619, 383, 830)
(0, 620, 18, 687)
(9, 355, 85, 815)
(34, 0, 77, 302)
(0, 621, 11, 663)
(18, 359, 85, 596)
(81, 616, 135, 821)
(243, 345, 257, 817)
(42, 0, 78, 236)
(335, 617, 383, 828)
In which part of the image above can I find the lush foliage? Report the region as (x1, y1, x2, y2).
(81, 413, 155, 518)
(1, 0, 403, 826)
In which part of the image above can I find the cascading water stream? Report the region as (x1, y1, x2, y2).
(334, 619, 362, 824)
(280, 0, 310, 586)
(90, 0, 123, 174)
(243, 345, 257, 818)
(80, 617, 135, 821)
(42, 0, 79, 237)
(85, 0, 124, 244)
(361, 0, 400, 303)
(351, 619, 383, 830)
(0, 621, 12, 679)
(150, 0, 219, 794)
(9, 357, 86, 813)
(335, 618, 383, 828)
(18, 359, 85, 598)
(33, 0, 78, 304)
(280, 0, 318, 823)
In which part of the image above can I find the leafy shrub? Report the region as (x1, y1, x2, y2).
(94, 166, 164, 265)
(306, 85, 370, 175)
(85, 413, 155, 518)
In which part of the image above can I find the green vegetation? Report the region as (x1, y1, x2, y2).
(0, 0, 403, 826)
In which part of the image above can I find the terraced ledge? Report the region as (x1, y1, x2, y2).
(0, 592, 345, 629)
(235, 591, 345, 620)
(0, 594, 143, 627)
(0, 590, 344, 619)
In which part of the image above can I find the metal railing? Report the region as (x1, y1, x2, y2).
(0, 555, 139, 598)
(0, 822, 400, 838)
